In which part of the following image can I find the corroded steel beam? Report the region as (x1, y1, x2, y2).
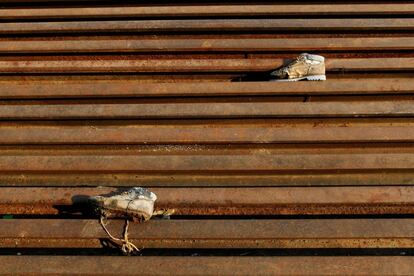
(1, 171, 414, 187)
(1, 256, 413, 275)
(0, 78, 410, 98)
(0, 37, 411, 53)
(1, 219, 414, 248)
(0, 4, 413, 19)
(1, 186, 414, 215)
(1, 120, 414, 144)
(0, 102, 413, 119)
(0, 146, 413, 172)
(0, 57, 411, 73)
(1, 19, 413, 34)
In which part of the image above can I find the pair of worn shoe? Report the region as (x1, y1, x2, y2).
(270, 53, 326, 82)
(88, 54, 325, 254)
(89, 56, 326, 218)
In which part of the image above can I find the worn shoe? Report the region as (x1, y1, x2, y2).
(89, 187, 157, 221)
(270, 53, 326, 81)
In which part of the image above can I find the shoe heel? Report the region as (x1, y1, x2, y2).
(306, 75, 326, 81)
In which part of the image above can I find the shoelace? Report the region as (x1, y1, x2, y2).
(273, 55, 307, 75)
(98, 197, 140, 255)
(94, 188, 171, 255)
(284, 55, 307, 70)
(99, 215, 140, 255)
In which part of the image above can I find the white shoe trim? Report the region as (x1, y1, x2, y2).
(270, 75, 326, 82)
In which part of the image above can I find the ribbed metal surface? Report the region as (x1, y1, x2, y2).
(0, 1, 412, 275)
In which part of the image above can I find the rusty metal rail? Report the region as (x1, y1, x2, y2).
(1, 219, 414, 248)
(1, 4, 414, 19)
(2, 120, 414, 144)
(1, 186, 414, 215)
(0, 37, 412, 53)
(1, 102, 414, 119)
(2, 19, 414, 34)
(0, 57, 411, 73)
(1, 171, 414, 187)
(0, 78, 411, 98)
(0, 145, 414, 172)
(2, 256, 413, 276)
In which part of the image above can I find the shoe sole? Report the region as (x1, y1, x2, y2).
(271, 75, 326, 82)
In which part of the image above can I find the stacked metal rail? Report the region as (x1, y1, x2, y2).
(0, 1, 414, 274)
